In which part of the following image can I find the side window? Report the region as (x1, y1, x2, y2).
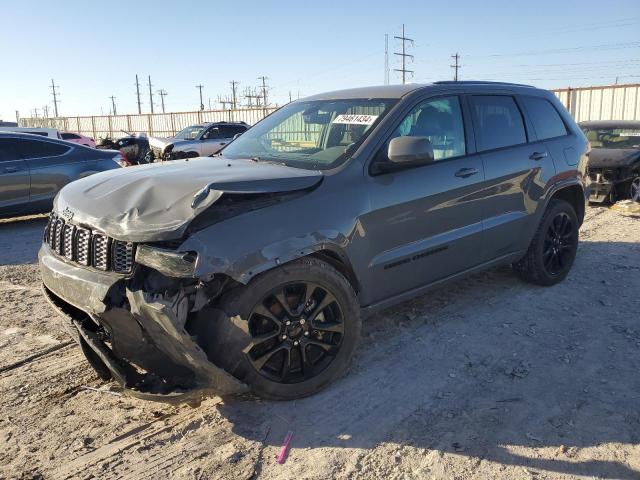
(62, 133, 80, 140)
(0, 138, 20, 162)
(389, 96, 466, 160)
(470, 96, 527, 151)
(521, 96, 567, 140)
(203, 127, 222, 140)
(18, 139, 70, 159)
(222, 125, 247, 137)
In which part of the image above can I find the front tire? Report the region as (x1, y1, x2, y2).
(201, 257, 361, 400)
(514, 199, 579, 286)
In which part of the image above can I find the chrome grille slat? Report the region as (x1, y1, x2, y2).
(43, 213, 135, 274)
(76, 228, 91, 266)
(62, 224, 75, 260)
(92, 234, 110, 271)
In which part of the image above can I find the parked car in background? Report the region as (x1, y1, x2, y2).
(61, 132, 96, 148)
(580, 120, 640, 203)
(149, 121, 249, 160)
(40, 81, 589, 402)
(0, 127, 62, 139)
(96, 132, 151, 165)
(0, 132, 125, 218)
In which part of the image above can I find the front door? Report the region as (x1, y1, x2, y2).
(361, 95, 486, 305)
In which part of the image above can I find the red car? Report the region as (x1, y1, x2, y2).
(61, 132, 96, 148)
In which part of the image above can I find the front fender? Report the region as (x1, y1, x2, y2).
(183, 227, 350, 284)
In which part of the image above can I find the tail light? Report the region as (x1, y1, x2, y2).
(113, 152, 131, 167)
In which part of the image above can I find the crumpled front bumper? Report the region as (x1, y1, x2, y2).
(39, 244, 248, 404)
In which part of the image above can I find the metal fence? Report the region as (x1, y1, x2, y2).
(552, 83, 640, 122)
(19, 107, 279, 139)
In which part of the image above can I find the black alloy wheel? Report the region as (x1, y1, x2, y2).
(197, 257, 361, 399)
(542, 212, 575, 276)
(245, 282, 344, 383)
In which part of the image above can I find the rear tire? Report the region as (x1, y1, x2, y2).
(513, 199, 579, 286)
(200, 257, 361, 400)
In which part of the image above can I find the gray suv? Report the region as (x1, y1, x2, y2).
(39, 82, 589, 402)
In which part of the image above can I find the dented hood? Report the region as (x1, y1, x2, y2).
(54, 157, 322, 241)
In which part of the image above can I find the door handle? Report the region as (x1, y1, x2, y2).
(3, 166, 19, 173)
(529, 151, 548, 161)
(454, 167, 479, 178)
(219, 142, 226, 146)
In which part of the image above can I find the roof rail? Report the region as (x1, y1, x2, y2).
(433, 80, 534, 88)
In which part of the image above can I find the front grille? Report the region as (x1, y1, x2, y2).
(44, 213, 136, 274)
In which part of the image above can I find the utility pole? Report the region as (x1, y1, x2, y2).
(384, 34, 390, 85)
(147, 75, 154, 114)
(258, 76, 269, 107)
(394, 24, 414, 84)
(450, 53, 461, 81)
(230, 81, 239, 109)
(43, 105, 49, 118)
(196, 84, 204, 110)
(109, 96, 117, 115)
(50, 79, 60, 117)
(158, 89, 167, 113)
(135, 74, 142, 114)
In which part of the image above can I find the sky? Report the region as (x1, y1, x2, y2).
(1, 0, 639, 122)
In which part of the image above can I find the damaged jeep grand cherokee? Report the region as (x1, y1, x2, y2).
(40, 82, 589, 402)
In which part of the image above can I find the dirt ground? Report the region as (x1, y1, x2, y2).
(1, 206, 639, 480)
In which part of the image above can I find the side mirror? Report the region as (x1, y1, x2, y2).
(388, 136, 434, 165)
(233, 133, 242, 140)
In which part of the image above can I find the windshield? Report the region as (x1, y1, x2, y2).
(222, 98, 397, 170)
(174, 125, 205, 140)
(582, 126, 640, 149)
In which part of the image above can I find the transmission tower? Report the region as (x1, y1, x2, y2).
(394, 24, 414, 84)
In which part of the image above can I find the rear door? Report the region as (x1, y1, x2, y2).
(0, 137, 30, 215)
(469, 95, 556, 262)
(362, 95, 486, 303)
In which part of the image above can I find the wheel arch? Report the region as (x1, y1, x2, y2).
(547, 183, 586, 226)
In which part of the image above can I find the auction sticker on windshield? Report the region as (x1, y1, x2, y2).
(332, 114, 378, 125)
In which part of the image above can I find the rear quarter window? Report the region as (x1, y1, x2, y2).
(521, 96, 567, 140)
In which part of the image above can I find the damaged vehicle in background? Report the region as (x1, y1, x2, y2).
(96, 131, 152, 166)
(580, 120, 640, 203)
(148, 121, 249, 161)
(39, 82, 588, 402)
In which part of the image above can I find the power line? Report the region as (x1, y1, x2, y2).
(158, 89, 167, 113)
(196, 84, 204, 110)
(450, 53, 461, 81)
(50, 79, 60, 117)
(394, 24, 414, 84)
(109, 96, 117, 116)
(469, 41, 640, 59)
(147, 75, 154, 114)
(135, 75, 142, 114)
